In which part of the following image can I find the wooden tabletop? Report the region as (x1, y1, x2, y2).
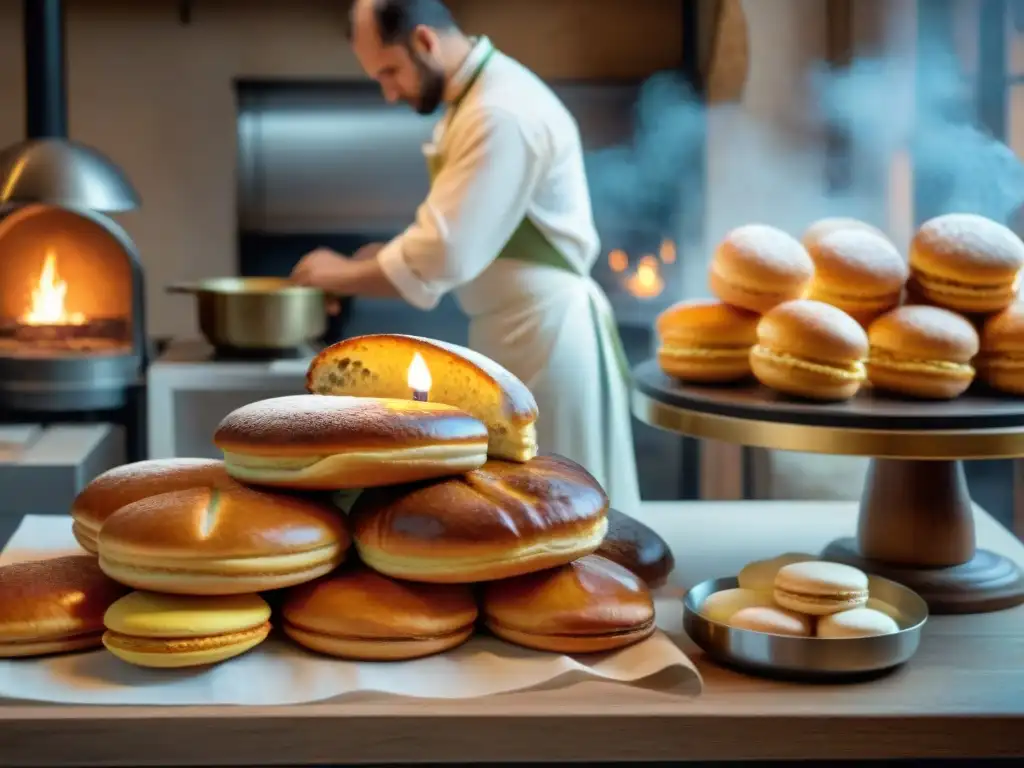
(1, 501, 1022, 766)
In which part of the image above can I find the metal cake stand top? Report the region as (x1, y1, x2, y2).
(631, 359, 1024, 460)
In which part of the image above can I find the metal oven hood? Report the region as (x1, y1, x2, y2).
(0, 0, 139, 213)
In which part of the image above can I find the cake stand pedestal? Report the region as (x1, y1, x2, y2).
(631, 360, 1024, 614)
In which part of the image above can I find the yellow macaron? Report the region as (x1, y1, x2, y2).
(102, 591, 271, 668)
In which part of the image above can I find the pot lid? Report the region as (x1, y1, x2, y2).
(0, 138, 140, 213)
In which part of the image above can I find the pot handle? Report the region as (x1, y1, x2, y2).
(166, 283, 199, 295)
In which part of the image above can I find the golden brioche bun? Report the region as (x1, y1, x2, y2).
(306, 334, 538, 462)
(976, 303, 1024, 394)
(0, 555, 129, 657)
(481, 554, 655, 653)
(866, 305, 979, 399)
(801, 217, 888, 251)
(350, 454, 609, 584)
(806, 229, 908, 325)
(214, 394, 488, 490)
(97, 485, 351, 595)
(655, 299, 759, 382)
(709, 224, 814, 313)
(750, 300, 869, 401)
(596, 509, 675, 588)
(909, 213, 1024, 313)
(71, 459, 236, 554)
(281, 564, 478, 660)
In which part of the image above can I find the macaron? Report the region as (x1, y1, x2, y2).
(737, 552, 817, 593)
(71, 458, 236, 555)
(481, 555, 656, 653)
(977, 303, 1024, 395)
(97, 484, 351, 595)
(750, 299, 869, 401)
(709, 224, 814, 313)
(801, 217, 888, 252)
(773, 561, 869, 616)
(214, 394, 489, 490)
(866, 305, 979, 399)
(805, 229, 908, 326)
(655, 299, 760, 383)
(281, 565, 478, 660)
(102, 591, 271, 668)
(0, 555, 130, 657)
(727, 606, 813, 637)
(699, 587, 774, 623)
(909, 213, 1024, 313)
(816, 607, 899, 639)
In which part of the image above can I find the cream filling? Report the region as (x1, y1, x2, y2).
(282, 621, 470, 644)
(750, 345, 866, 381)
(222, 442, 487, 482)
(775, 587, 866, 606)
(358, 518, 608, 576)
(659, 345, 751, 360)
(98, 544, 342, 575)
(911, 269, 1019, 297)
(868, 350, 975, 378)
(977, 354, 1024, 371)
(810, 287, 901, 309)
(712, 265, 799, 296)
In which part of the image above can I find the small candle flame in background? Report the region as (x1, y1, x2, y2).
(609, 239, 674, 299)
(407, 352, 432, 401)
(20, 249, 86, 326)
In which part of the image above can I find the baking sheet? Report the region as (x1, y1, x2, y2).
(0, 515, 702, 705)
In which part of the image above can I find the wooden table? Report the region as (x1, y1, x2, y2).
(1, 501, 1022, 766)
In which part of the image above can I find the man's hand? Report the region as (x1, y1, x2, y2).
(291, 247, 350, 315)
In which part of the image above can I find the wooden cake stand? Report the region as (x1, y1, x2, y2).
(631, 359, 1024, 615)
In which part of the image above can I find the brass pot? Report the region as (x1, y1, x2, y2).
(167, 277, 329, 351)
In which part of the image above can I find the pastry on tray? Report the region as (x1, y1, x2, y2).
(805, 228, 908, 327)
(213, 394, 488, 489)
(349, 454, 609, 583)
(699, 587, 774, 623)
(817, 607, 898, 639)
(866, 305, 979, 399)
(977, 303, 1024, 395)
(96, 484, 350, 595)
(0, 555, 129, 657)
(102, 592, 271, 668)
(709, 224, 814, 313)
(654, 299, 759, 383)
(596, 508, 675, 588)
(481, 554, 656, 653)
(772, 561, 869, 616)
(749, 299, 869, 401)
(909, 213, 1024, 314)
(305, 333, 539, 462)
(281, 564, 478, 660)
(727, 605, 812, 637)
(71, 458, 236, 554)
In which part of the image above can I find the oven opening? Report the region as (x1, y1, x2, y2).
(0, 205, 133, 358)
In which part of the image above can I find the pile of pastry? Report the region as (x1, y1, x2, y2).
(656, 213, 1024, 401)
(0, 335, 674, 669)
(701, 554, 900, 639)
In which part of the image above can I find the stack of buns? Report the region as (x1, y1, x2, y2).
(3, 335, 671, 668)
(656, 213, 1024, 402)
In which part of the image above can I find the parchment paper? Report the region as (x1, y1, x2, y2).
(0, 515, 702, 705)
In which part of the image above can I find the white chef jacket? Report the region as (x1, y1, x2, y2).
(377, 37, 601, 310)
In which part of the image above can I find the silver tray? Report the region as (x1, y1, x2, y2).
(683, 576, 929, 681)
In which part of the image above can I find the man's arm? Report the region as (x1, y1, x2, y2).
(376, 107, 545, 310)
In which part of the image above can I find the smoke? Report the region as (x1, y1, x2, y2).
(585, 17, 1024, 288)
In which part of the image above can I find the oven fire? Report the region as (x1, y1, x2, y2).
(21, 249, 86, 326)
(608, 238, 675, 299)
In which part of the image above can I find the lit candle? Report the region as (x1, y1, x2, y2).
(407, 352, 432, 402)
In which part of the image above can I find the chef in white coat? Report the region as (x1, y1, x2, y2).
(291, 0, 640, 513)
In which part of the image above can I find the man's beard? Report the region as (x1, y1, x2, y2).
(410, 53, 446, 115)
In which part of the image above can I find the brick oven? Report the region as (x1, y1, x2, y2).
(0, 0, 146, 461)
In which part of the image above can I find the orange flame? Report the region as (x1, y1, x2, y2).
(608, 249, 629, 273)
(20, 250, 86, 326)
(624, 255, 665, 299)
(659, 239, 677, 264)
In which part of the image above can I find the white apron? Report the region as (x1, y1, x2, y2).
(427, 49, 642, 514)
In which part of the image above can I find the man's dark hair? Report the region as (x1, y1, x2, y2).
(346, 0, 458, 44)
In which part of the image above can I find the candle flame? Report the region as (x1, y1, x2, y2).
(659, 239, 677, 264)
(20, 249, 86, 326)
(624, 255, 665, 299)
(407, 352, 432, 394)
(607, 249, 629, 273)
